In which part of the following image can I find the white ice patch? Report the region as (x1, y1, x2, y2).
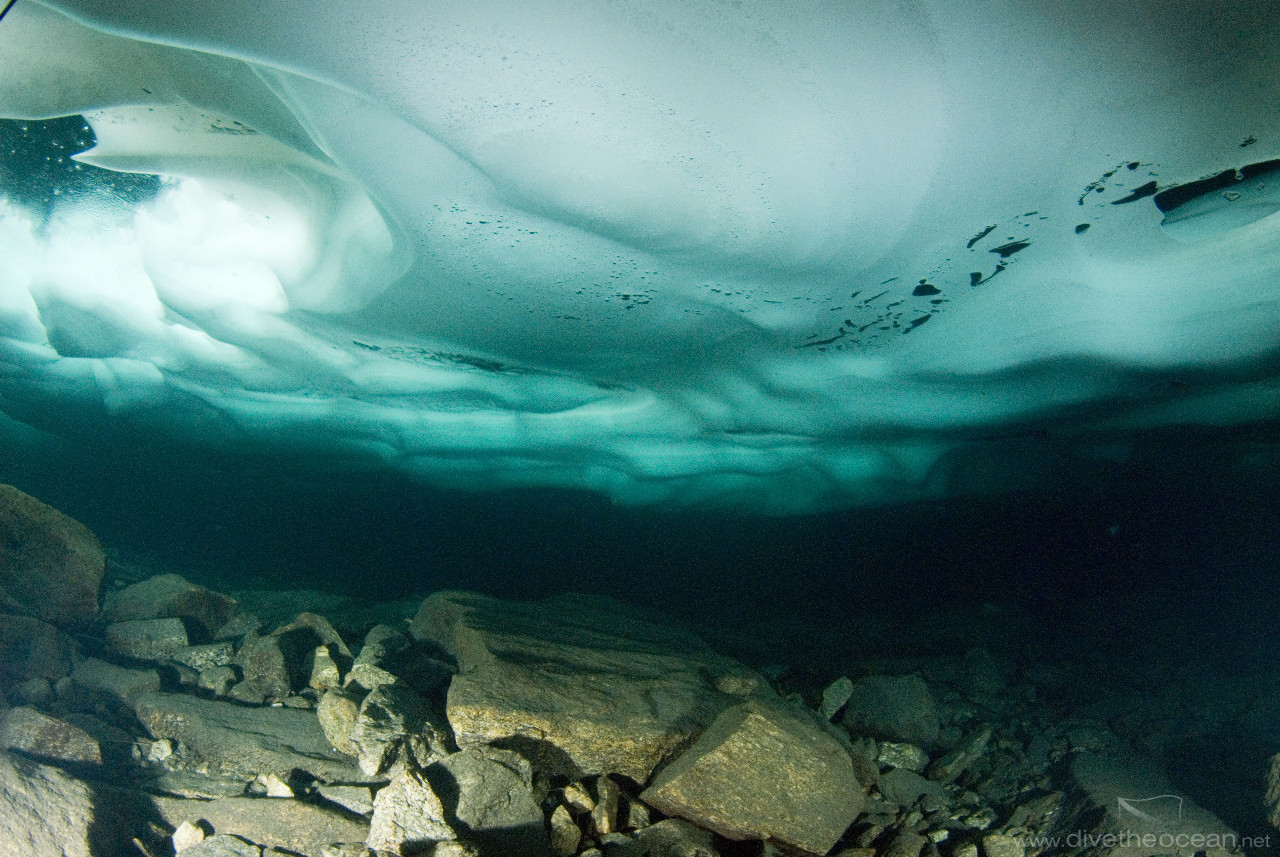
(2, 0, 1280, 511)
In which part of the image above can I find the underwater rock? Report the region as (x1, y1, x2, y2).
(591, 773, 622, 835)
(927, 725, 992, 785)
(631, 818, 720, 857)
(877, 768, 945, 809)
(102, 573, 238, 639)
(316, 783, 375, 817)
(550, 804, 581, 857)
(106, 617, 190, 661)
(411, 590, 768, 782)
(0, 613, 73, 689)
(819, 676, 855, 722)
(0, 706, 101, 766)
(133, 691, 364, 783)
(70, 657, 161, 705)
(310, 645, 342, 691)
(237, 633, 293, 700)
(171, 834, 261, 857)
(317, 689, 360, 757)
(351, 682, 430, 776)
(841, 675, 940, 748)
(154, 795, 369, 857)
(640, 699, 864, 855)
(0, 749, 95, 857)
(172, 819, 206, 852)
(366, 766, 456, 855)
(1064, 749, 1242, 857)
(436, 746, 549, 856)
(0, 484, 104, 628)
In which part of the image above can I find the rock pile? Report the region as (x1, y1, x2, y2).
(0, 483, 1264, 857)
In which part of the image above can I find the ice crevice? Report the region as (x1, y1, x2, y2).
(3, 0, 1280, 511)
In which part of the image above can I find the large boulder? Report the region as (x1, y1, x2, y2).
(641, 700, 864, 855)
(102, 573, 237, 638)
(0, 484, 104, 627)
(0, 613, 73, 689)
(0, 750, 95, 857)
(153, 795, 369, 857)
(133, 692, 365, 783)
(840, 674, 940, 747)
(410, 591, 769, 783)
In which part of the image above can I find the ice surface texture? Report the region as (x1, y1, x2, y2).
(3, 0, 1280, 512)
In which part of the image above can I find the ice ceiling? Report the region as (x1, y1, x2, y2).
(3, 0, 1280, 512)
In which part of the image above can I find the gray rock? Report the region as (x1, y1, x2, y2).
(352, 682, 428, 776)
(0, 484, 104, 628)
(317, 784, 375, 816)
(178, 835, 262, 857)
(173, 641, 237, 671)
(876, 741, 929, 772)
(437, 746, 548, 855)
(199, 665, 239, 696)
(0, 706, 101, 765)
(819, 676, 854, 721)
(927, 725, 992, 784)
(841, 674, 940, 747)
(883, 829, 927, 857)
(550, 804, 581, 857)
(641, 699, 864, 855)
(0, 614, 72, 688)
(70, 656, 161, 704)
(102, 573, 237, 638)
(154, 795, 369, 857)
(0, 750, 94, 857)
(1065, 749, 1242, 857)
(238, 633, 293, 700)
(877, 768, 946, 808)
(133, 691, 365, 783)
(7, 676, 52, 707)
(981, 834, 1024, 857)
(632, 819, 720, 856)
(106, 617, 190, 661)
(592, 773, 622, 835)
(310, 645, 342, 691)
(227, 680, 266, 705)
(366, 767, 455, 855)
(318, 689, 361, 757)
(411, 590, 768, 782)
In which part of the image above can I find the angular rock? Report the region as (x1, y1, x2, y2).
(154, 795, 370, 857)
(411, 590, 768, 782)
(238, 633, 293, 700)
(820, 676, 854, 721)
(352, 682, 429, 776)
(70, 656, 161, 703)
(841, 674, 939, 747)
(102, 573, 238, 638)
(435, 746, 548, 855)
(982, 834, 1024, 857)
(632, 819, 720, 857)
(199, 666, 238, 696)
(0, 706, 102, 765)
(106, 617, 190, 661)
(348, 623, 453, 695)
(928, 726, 992, 784)
(0, 750, 94, 857)
(877, 768, 945, 808)
(0, 484, 104, 628)
(367, 767, 456, 855)
(550, 804, 581, 857)
(310, 645, 342, 691)
(170, 834, 261, 857)
(0, 613, 72, 687)
(134, 691, 364, 783)
(1065, 749, 1242, 857)
(172, 819, 207, 852)
(641, 699, 864, 855)
(317, 784, 375, 816)
(173, 641, 237, 671)
(592, 773, 622, 835)
(318, 689, 361, 756)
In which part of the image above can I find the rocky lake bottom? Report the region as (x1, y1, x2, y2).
(2, 480, 1280, 857)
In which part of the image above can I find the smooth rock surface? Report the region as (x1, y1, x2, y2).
(154, 795, 368, 857)
(435, 746, 548, 855)
(102, 573, 237, 637)
(134, 691, 364, 782)
(841, 675, 940, 747)
(70, 656, 161, 703)
(0, 749, 95, 857)
(641, 699, 864, 854)
(0, 484, 104, 627)
(173, 835, 262, 857)
(411, 590, 767, 782)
